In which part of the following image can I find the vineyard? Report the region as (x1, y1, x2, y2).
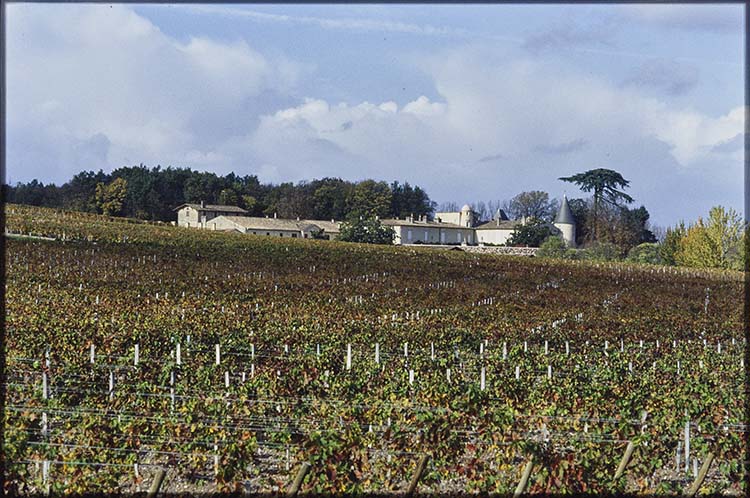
(4, 204, 747, 495)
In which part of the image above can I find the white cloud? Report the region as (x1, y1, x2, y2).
(6, 5, 741, 226)
(181, 4, 469, 37)
(7, 4, 302, 181)
(248, 47, 742, 223)
(648, 106, 745, 166)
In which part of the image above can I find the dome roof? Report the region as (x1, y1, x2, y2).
(461, 204, 472, 212)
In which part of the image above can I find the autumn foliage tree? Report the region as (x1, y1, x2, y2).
(674, 206, 745, 271)
(94, 177, 127, 216)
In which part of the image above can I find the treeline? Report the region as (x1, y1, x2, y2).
(539, 205, 745, 271)
(3, 165, 436, 222)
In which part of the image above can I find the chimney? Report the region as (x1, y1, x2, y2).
(496, 218, 499, 227)
(274, 212, 277, 219)
(200, 200, 205, 209)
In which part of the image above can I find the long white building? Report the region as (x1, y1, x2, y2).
(384, 197, 576, 247)
(173, 196, 576, 247)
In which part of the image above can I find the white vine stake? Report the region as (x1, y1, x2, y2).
(684, 415, 690, 473)
(502, 342, 507, 360)
(544, 340, 548, 354)
(524, 341, 528, 353)
(215, 344, 221, 365)
(90, 344, 95, 364)
(431, 342, 435, 361)
(346, 343, 352, 370)
(515, 366, 520, 380)
(134, 344, 139, 366)
(176, 343, 181, 365)
(404, 342, 408, 358)
(409, 369, 414, 385)
(446, 368, 451, 383)
(225, 371, 230, 388)
(480, 367, 486, 390)
(375, 343, 380, 364)
(565, 341, 570, 355)
(109, 370, 114, 401)
(42, 371, 48, 400)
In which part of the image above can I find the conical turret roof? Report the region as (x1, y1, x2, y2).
(555, 196, 575, 225)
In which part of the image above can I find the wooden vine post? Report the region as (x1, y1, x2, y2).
(613, 410, 649, 481)
(514, 457, 535, 497)
(147, 468, 167, 497)
(286, 461, 312, 497)
(405, 454, 429, 497)
(684, 452, 715, 497)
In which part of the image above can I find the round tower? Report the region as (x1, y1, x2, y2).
(460, 204, 474, 228)
(553, 196, 576, 248)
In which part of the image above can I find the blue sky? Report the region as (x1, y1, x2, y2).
(6, 4, 744, 227)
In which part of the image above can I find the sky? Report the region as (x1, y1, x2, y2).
(5, 3, 745, 227)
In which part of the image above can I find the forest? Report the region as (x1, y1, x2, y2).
(3, 165, 435, 222)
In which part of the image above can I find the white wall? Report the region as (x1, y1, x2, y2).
(392, 225, 474, 245)
(476, 229, 514, 245)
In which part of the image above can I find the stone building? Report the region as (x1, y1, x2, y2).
(201, 214, 342, 240)
(174, 202, 248, 228)
(381, 215, 475, 245)
(173, 194, 575, 247)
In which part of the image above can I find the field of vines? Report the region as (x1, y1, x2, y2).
(4, 204, 747, 495)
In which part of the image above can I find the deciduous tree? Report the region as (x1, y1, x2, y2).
(95, 178, 128, 216)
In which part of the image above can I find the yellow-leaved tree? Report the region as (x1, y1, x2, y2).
(675, 206, 745, 270)
(95, 177, 128, 216)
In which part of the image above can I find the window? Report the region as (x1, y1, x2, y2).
(266, 232, 270, 236)
(253, 232, 257, 235)
(292, 233, 298, 238)
(279, 233, 283, 237)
